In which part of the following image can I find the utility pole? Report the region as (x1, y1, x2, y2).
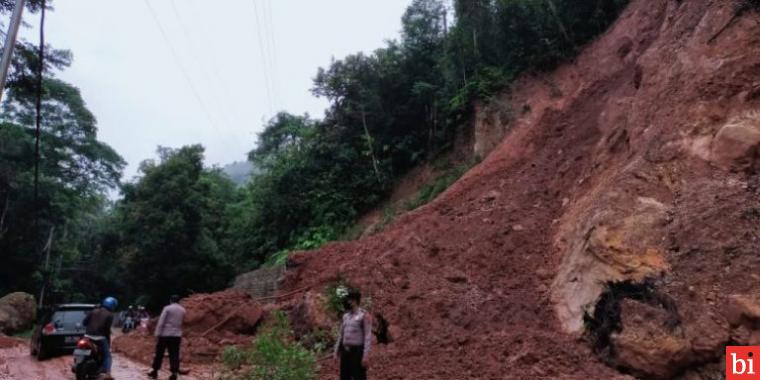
(0, 0, 26, 102)
(38, 226, 54, 308)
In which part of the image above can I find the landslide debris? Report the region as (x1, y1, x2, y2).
(272, 1, 760, 378)
(113, 290, 264, 365)
(121, 1, 760, 378)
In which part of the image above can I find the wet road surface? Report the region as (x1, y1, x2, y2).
(0, 344, 212, 380)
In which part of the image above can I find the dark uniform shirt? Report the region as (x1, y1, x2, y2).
(83, 307, 113, 339)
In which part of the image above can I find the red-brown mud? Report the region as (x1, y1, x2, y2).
(278, 1, 760, 379)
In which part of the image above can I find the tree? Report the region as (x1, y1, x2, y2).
(113, 145, 235, 309)
(0, 38, 124, 297)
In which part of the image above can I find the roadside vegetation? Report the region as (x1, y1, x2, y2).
(220, 311, 317, 380)
(0, 0, 629, 309)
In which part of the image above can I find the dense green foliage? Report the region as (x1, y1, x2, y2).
(0, 11, 125, 300)
(0, 0, 629, 309)
(405, 163, 471, 211)
(221, 311, 317, 380)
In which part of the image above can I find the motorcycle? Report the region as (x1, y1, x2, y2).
(71, 336, 103, 380)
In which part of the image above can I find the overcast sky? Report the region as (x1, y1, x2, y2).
(16, 0, 411, 181)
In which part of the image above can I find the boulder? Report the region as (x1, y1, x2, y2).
(710, 114, 760, 172)
(611, 299, 693, 379)
(289, 291, 335, 338)
(552, 196, 671, 333)
(0, 292, 36, 334)
(724, 294, 760, 327)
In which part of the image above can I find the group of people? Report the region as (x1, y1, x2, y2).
(119, 305, 150, 332)
(83, 288, 373, 380)
(82, 295, 186, 380)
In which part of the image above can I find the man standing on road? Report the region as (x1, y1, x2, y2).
(148, 295, 186, 380)
(83, 296, 118, 380)
(333, 289, 372, 380)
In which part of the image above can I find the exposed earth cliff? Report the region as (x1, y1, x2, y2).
(280, 1, 760, 378)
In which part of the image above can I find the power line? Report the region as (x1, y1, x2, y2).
(168, 0, 240, 130)
(186, 0, 249, 130)
(262, 0, 279, 109)
(142, 0, 227, 142)
(249, 0, 275, 116)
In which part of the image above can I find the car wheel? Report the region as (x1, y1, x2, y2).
(29, 339, 38, 356)
(36, 343, 50, 361)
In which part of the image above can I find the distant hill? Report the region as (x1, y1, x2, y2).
(222, 161, 257, 185)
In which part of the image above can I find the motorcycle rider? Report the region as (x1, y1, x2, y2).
(122, 305, 136, 333)
(83, 296, 118, 379)
(137, 306, 150, 331)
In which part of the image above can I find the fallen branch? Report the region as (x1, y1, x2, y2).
(200, 310, 242, 337)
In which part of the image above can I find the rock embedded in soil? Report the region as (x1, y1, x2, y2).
(710, 113, 760, 172)
(610, 299, 692, 379)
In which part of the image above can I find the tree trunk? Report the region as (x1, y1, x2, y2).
(38, 225, 55, 308)
(361, 109, 383, 185)
(0, 195, 8, 240)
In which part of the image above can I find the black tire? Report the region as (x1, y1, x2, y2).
(29, 340, 38, 356)
(35, 342, 50, 361)
(74, 365, 87, 380)
(75, 358, 99, 380)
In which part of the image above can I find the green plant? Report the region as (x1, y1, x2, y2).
(300, 328, 334, 354)
(221, 311, 317, 380)
(382, 206, 397, 225)
(325, 281, 352, 318)
(265, 225, 339, 267)
(221, 346, 248, 370)
(405, 164, 471, 211)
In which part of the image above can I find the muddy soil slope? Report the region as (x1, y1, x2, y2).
(281, 1, 760, 379)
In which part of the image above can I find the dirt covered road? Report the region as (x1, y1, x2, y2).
(0, 341, 213, 380)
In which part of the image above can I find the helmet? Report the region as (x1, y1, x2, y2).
(102, 297, 118, 311)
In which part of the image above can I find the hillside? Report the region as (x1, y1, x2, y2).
(222, 160, 257, 185)
(277, 0, 760, 378)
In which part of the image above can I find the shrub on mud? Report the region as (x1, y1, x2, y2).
(300, 328, 334, 354)
(220, 311, 317, 380)
(405, 163, 472, 211)
(325, 281, 352, 318)
(324, 281, 374, 316)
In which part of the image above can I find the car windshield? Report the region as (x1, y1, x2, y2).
(51, 309, 89, 331)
